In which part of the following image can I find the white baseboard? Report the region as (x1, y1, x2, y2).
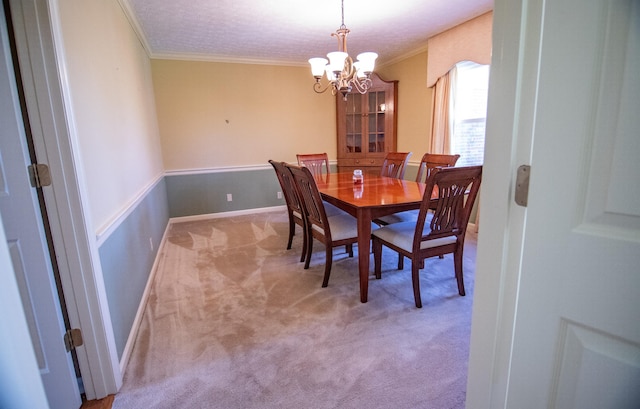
(118, 220, 171, 375)
(169, 205, 286, 223)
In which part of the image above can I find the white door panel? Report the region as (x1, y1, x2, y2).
(0, 4, 81, 408)
(505, 0, 640, 407)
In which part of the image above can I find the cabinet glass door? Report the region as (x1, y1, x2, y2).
(345, 94, 362, 153)
(367, 91, 386, 153)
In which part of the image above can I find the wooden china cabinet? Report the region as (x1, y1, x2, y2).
(336, 73, 398, 175)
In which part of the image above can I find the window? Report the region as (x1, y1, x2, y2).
(451, 61, 489, 166)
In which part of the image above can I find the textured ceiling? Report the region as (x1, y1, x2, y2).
(121, 0, 493, 66)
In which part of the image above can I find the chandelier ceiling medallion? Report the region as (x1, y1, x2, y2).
(308, 0, 378, 100)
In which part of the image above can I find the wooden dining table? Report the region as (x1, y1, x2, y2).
(315, 172, 427, 303)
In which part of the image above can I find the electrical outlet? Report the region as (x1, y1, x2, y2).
(226, 193, 233, 202)
(277, 191, 283, 199)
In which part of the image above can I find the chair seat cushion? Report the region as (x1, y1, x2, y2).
(372, 220, 456, 252)
(375, 209, 418, 225)
(311, 211, 379, 242)
(323, 201, 342, 217)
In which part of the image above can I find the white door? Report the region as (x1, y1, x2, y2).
(468, 0, 640, 407)
(0, 6, 81, 409)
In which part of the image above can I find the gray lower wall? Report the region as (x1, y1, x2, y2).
(99, 179, 170, 359)
(165, 167, 284, 217)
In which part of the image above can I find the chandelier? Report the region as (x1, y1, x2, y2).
(308, 0, 378, 100)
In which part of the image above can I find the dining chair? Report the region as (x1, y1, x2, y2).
(294, 154, 341, 218)
(269, 160, 308, 262)
(286, 163, 371, 288)
(372, 165, 482, 308)
(375, 152, 460, 227)
(415, 153, 460, 183)
(296, 153, 330, 178)
(380, 152, 412, 179)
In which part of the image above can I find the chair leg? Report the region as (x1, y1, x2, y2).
(373, 238, 382, 279)
(322, 245, 333, 287)
(453, 248, 466, 296)
(287, 218, 295, 250)
(397, 253, 404, 270)
(412, 260, 423, 308)
(304, 233, 314, 269)
(300, 226, 307, 263)
(346, 244, 353, 257)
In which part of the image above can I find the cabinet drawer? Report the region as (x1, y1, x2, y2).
(338, 158, 384, 176)
(339, 158, 384, 167)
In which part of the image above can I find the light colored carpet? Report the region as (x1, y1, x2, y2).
(112, 210, 476, 409)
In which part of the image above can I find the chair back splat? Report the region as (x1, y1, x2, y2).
(417, 166, 480, 244)
(381, 152, 412, 179)
(372, 165, 482, 307)
(286, 163, 360, 288)
(268, 160, 307, 261)
(374, 153, 458, 227)
(290, 165, 325, 232)
(296, 153, 330, 178)
(415, 153, 460, 183)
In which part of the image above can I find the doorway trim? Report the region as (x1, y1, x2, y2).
(8, 0, 121, 398)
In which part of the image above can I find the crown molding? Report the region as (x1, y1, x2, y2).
(117, 0, 153, 57)
(377, 43, 429, 68)
(148, 52, 308, 67)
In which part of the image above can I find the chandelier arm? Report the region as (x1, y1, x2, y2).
(342, 56, 355, 81)
(351, 77, 373, 94)
(351, 79, 366, 94)
(312, 81, 334, 94)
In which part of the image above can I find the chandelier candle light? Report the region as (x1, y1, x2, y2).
(308, 0, 378, 100)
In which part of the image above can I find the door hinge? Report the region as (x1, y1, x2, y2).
(64, 328, 83, 352)
(27, 163, 52, 188)
(515, 165, 530, 207)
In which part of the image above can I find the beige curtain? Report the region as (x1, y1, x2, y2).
(429, 66, 457, 154)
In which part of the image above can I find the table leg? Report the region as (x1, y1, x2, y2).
(357, 208, 372, 303)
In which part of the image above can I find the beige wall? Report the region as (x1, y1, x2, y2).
(152, 55, 433, 171)
(151, 60, 336, 170)
(378, 51, 433, 161)
(55, 0, 164, 232)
